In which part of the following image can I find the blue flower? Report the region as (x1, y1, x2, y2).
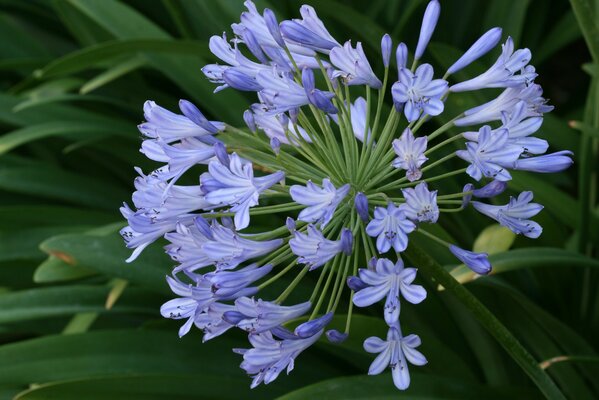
(330, 41, 382, 88)
(301, 67, 337, 113)
(290, 179, 350, 227)
(471, 180, 508, 198)
(415, 0, 440, 59)
(392, 128, 428, 182)
(195, 302, 236, 342)
(396, 42, 408, 71)
(160, 263, 271, 337)
(381, 34, 392, 68)
(352, 258, 426, 324)
(256, 69, 310, 114)
(290, 225, 352, 270)
(364, 324, 427, 390)
(279, 5, 340, 53)
(456, 126, 523, 181)
(294, 312, 333, 337)
(514, 151, 573, 173)
(201, 153, 284, 229)
(462, 100, 547, 155)
(401, 182, 439, 223)
(120, 202, 195, 263)
(392, 64, 448, 122)
(224, 297, 311, 334)
(326, 329, 349, 343)
(449, 245, 491, 275)
(451, 37, 536, 92)
(455, 83, 553, 126)
(139, 100, 224, 143)
(165, 217, 282, 273)
(330, 97, 372, 142)
(472, 191, 543, 238)
(447, 27, 503, 75)
(354, 192, 370, 222)
(250, 105, 312, 145)
(235, 328, 323, 388)
(141, 138, 216, 184)
(366, 203, 415, 253)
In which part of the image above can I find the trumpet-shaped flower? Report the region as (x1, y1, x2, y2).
(392, 64, 448, 122)
(330, 41, 382, 88)
(366, 203, 416, 253)
(290, 179, 350, 227)
(401, 183, 439, 223)
(352, 258, 426, 324)
(364, 324, 427, 390)
(290, 225, 352, 270)
(392, 128, 428, 181)
(201, 153, 284, 229)
(472, 191, 543, 238)
(456, 126, 523, 181)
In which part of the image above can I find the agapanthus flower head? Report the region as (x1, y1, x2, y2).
(121, 0, 572, 392)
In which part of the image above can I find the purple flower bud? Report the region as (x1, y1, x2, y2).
(472, 180, 507, 198)
(368, 257, 377, 270)
(179, 100, 220, 133)
(271, 326, 300, 340)
(340, 228, 353, 256)
(289, 108, 299, 124)
(396, 42, 408, 72)
(194, 216, 213, 239)
(263, 8, 286, 48)
(223, 69, 262, 91)
(354, 192, 369, 222)
(462, 183, 474, 207)
(514, 151, 573, 173)
(415, 0, 441, 59)
(381, 34, 392, 68)
(326, 329, 348, 343)
(243, 29, 268, 64)
(294, 312, 333, 338)
(222, 310, 246, 325)
(286, 217, 296, 232)
(243, 110, 256, 133)
(302, 68, 337, 114)
(270, 137, 281, 155)
(347, 276, 368, 291)
(213, 141, 230, 165)
(447, 27, 503, 74)
(449, 245, 491, 275)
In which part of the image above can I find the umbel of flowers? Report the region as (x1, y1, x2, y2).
(121, 0, 572, 391)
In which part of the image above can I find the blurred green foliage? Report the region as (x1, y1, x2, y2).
(0, 0, 597, 398)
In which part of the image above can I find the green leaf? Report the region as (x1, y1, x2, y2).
(0, 165, 128, 210)
(79, 57, 146, 94)
(14, 374, 265, 400)
(449, 247, 599, 285)
(33, 255, 96, 283)
(404, 245, 566, 399)
(0, 286, 157, 323)
(40, 230, 173, 294)
(37, 39, 209, 78)
(473, 224, 516, 255)
(277, 373, 541, 400)
(0, 226, 90, 262)
(570, 0, 599, 62)
(0, 330, 343, 399)
(0, 121, 133, 155)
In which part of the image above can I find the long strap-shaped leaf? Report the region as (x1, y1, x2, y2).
(405, 245, 566, 400)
